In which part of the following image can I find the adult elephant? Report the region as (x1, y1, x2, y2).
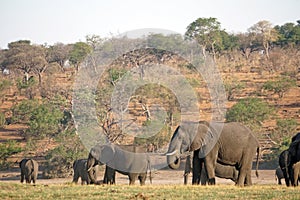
(278, 150, 291, 186)
(73, 159, 97, 185)
(19, 158, 38, 184)
(288, 132, 300, 186)
(87, 144, 152, 185)
(167, 121, 260, 187)
(184, 150, 238, 185)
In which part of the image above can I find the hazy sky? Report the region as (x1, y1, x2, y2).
(0, 0, 299, 48)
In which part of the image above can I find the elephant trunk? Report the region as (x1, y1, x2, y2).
(167, 150, 180, 169)
(86, 156, 96, 184)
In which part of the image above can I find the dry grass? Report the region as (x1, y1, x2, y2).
(0, 182, 299, 200)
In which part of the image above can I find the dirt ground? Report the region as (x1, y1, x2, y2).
(0, 168, 280, 186)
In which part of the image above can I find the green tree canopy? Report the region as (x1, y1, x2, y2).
(185, 17, 223, 60)
(69, 42, 92, 71)
(274, 21, 300, 47)
(4, 40, 47, 84)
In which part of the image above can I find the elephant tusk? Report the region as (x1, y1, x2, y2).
(166, 150, 177, 156)
(87, 167, 93, 172)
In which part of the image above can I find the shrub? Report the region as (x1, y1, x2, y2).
(12, 99, 64, 139)
(226, 97, 274, 130)
(262, 76, 296, 98)
(0, 140, 22, 169)
(271, 118, 298, 145)
(43, 130, 88, 178)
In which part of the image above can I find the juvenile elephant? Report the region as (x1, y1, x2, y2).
(73, 159, 97, 185)
(275, 166, 284, 185)
(184, 152, 238, 185)
(292, 161, 300, 186)
(87, 144, 152, 185)
(167, 121, 260, 187)
(19, 158, 38, 184)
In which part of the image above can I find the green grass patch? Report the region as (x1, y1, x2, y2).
(0, 182, 299, 200)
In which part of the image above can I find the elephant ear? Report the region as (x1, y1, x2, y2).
(189, 124, 209, 151)
(99, 144, 115, 164)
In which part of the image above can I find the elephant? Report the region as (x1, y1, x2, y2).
(167, 121, 260, 187)
(184, 150, 238, 185)
(19, 158, 38, 184)
(278, 149, 291, 186)
(275, 166, 284, 185)
(73, 159, 97, 185)
(288, 132, 300, 186)
(292, 161, 300, 186)
(87, 143, 152, 185)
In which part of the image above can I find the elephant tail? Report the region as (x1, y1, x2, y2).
(29, 159, 35, 175)
(147, 159, 152, 184)
(255, 147, 260, 178)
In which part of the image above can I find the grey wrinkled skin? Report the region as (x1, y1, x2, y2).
(19, 159, 38, 184)
(184, 152, 238, 185)
(73, 159, 97, 185)
(87, 144, 151, 185)
(275, 166, 284, 185)
(167, 121, 260, 187)
(292, 161, 300, 186)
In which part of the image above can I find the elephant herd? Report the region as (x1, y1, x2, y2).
(18, 121, 300, 187)
(277, 132, 300, 186)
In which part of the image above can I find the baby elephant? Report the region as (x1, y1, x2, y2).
(292, 161, 300, 186)
(73, 159, 97, 185)
(275, 166, 284, 185)
(19, 158, 38, 184)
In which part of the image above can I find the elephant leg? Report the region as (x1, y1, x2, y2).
(138, 173, 147, 186)
(200, 166, 208, 185)
(104, 167, 115, 184)
(244, 169, 252, 186)
(278, 178, 282, 185)
(73, 172, 79, 183)
(26, 175, 31, 184)
(129, 174, 137, 185)
(20, 172, 25, 183)
(192, 150, 202, 185)
(204, 155, 216, 185)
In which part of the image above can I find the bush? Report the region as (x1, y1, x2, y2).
(271, 118, 298, 145)
(43, 130, 88, 178)
(12, 99, 64, 139)
(0, 140, 22, 169)
(262, 76, 296, 98)
(226, 97, 274, 130)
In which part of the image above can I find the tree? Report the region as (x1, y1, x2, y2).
(69, 42, 92, 71)
(274, 22, 300, 47)
(236, 33, 260, 59)
(86, 34, 103, 50)
(4, 40, 47, 86)
(185, 17, 223, 61)
(46, 43, 71, 71)
(248, 20, 279, 59)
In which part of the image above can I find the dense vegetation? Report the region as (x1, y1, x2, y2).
(0, 17, 299, 173)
